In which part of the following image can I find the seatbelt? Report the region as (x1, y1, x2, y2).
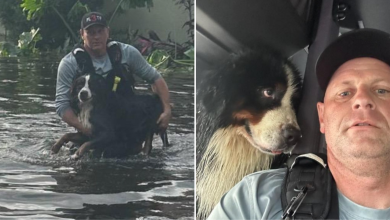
(294, 0, 339, 155)
(281, 153, 339, 220)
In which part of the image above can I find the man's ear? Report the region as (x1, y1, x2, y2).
(317, 102, 325, 134)
(80, 29, 84, 39)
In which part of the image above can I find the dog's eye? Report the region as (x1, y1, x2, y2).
(261, 88, 275, 98)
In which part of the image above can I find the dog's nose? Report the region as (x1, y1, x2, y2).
(282, 125, 301, 146)
(79, 90, 89, 101)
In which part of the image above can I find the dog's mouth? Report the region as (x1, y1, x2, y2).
(78, 92, 92, 103)
(79, 97, 92, 103)
(242, 121, 294, 155)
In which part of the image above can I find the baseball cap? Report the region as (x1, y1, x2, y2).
(81, 12, 107, 29)
(316, 28, 390, 90)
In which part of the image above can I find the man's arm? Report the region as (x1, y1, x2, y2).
(152, 77, 171, 133)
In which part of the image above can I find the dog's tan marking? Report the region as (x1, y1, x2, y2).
(233, 109, 265, 125)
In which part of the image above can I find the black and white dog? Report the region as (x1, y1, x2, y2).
(51, 74, 168, 159)
(196, 48, 302, 219)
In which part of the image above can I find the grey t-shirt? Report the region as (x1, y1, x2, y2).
(55, 42, 161, 117)
(207, 168, 390, 220)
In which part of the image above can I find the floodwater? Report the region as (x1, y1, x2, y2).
(0, 57, 194, 220)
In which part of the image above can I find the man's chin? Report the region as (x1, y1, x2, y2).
(90, 47, 106, 56)
(334, 137, 388, 157)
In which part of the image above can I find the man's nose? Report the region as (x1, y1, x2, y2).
(93, 33, 100, 39)
(352, 89, 375, 110)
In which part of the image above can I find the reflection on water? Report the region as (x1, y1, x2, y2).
(0, 57, 194, 219)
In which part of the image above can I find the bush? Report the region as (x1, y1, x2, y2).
(0, 0, 33, 42)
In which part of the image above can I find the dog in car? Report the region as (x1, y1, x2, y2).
(51, 73, 168, 159)
(196, 48, 302, 219)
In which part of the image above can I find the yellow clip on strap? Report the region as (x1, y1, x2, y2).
(112, 76, 121, 92)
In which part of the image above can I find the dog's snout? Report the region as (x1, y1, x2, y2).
(282, 125, 301, 146)
(79, 90, 90, 102)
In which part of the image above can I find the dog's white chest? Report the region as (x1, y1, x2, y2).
(78, 102, 93, 130)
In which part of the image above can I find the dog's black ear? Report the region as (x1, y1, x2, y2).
(69, 82, 76, 98)
(72, 72, 83, 82)
(70, 95, 79, 113)
(198, 69, 227, 117)
(69, 78, 80, 99)
(284, 59, 303, 112)
(69, 78, 81, 113)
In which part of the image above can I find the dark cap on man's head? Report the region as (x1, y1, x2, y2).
(81, 12, 107, 29)
(316, 28, 390, 90)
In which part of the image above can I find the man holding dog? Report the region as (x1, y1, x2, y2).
(55, 12, 171, 139)
(207, 28, 390, 219)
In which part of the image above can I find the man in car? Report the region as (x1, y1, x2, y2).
(54, 12, 171, 143)
(206, 28, 390, 219)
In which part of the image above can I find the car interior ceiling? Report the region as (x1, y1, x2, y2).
(196, 0, 390, 155)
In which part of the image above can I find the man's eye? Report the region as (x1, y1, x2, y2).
(377, 89, 389, 94)
(339, 91, 350, 97)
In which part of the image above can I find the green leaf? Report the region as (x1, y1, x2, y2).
(0, 42, 18, 57)
(184, 47, 194, 60)
(21, 0, 45, 20)
(147, 49, 170, 68)
(17, 28, 41, 56)
(67, 0, 89, 23)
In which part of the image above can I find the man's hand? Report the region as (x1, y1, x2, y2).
(152, 77, 171, 134)
(79, 127, 92, 137)
(156, 110, 171, 134)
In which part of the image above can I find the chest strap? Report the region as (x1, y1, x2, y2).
(281, 153, 339, 220)
(73, 47, 95, 76)
(72, 41, 135, 95)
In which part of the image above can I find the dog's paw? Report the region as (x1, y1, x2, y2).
(70, 153, 80, 160)
(51, 143, 63, 154)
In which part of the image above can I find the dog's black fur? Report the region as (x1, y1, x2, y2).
(52, 74, 168, 159)
(196, 48, 302, 219)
